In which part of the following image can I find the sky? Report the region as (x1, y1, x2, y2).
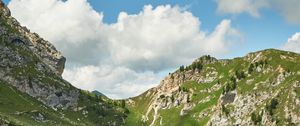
(3, 0, 300, 99)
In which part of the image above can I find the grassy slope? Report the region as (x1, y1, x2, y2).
(0, 80, 127, 126)
(0, 81, 77, 125)
(2, 2, 300, 125)
(126, 49, 300, 126)
(0, 8, 127, 126)
(125, 90, 154, 126)
(153, 81, 222, 126)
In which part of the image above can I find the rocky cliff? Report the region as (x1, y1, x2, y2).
(0, 1, 65, 75)
(0, 1, 127, 125)
(125, 49, 300, 126)
(1, 0, 300, 125)
(0, 0, 77, 110)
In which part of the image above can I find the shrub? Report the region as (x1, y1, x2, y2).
(171, 95, 175, 102)
(251, 112, 262, 125)
(270, 99, 279, 109)
(221, 105, 230, 116)
(181, 87, 188, 92)
(266, 98, 279, 115)
(224, 81, 236, 93)
(230, 76, 237, 84)
(228, 76, 237, 91)
(179, 65, 185, 72)
(121, 100, 126, 108)
(248, 64, 254, 74)
(187, 62, 203, 72)
(235, 70, 246, 80)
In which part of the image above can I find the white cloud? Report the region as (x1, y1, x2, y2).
(8, 0, 242, 99)
(217, 0, 268, 17)
(204, 20, 242, 53)
(8, 0, 108, 65)
(273, 0, 300, 25)
(282, 33, 300, 53)
(216, 0, 300, 25)
(104, 5, 241, 72)
(63, 65, 162, 98)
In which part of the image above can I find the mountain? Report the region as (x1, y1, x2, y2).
(92, 90, 106, 97)
(125, 49, 300, 126)
(1, 1, 300, 126)
(0, 1, 127, 125)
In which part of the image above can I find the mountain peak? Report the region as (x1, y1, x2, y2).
(126, 48, 300, 126)
(0, 2, 127, 125)
(1, 0, 300, 125)
(91, 90, 106, 97)
(0, 1, 66, 75)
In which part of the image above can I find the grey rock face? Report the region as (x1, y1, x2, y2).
(221, 92, 236, 105)
(138, 50, 300, 126)
(0, 2, 79, 109)
(0, 2, 65, 76)
(0, 39, 79, 109)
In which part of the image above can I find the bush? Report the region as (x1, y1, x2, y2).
(181, 87, 188, 92)
(186, 62, 203, 72)
(251, 112, 262, 125)
(230, 76, 237, 84)
(270, 99, 279, 109)
(229, 76, 237, 91)
(160, 95, 165, 99)
(235, 70, 246, 80)
(248, 64, 254, 74)
(121, 100, 126, 108)
(171, 95, 175, 102)
(266, 98, 279, 115)
(179, 65, 185, 72)
(221, 105, 230, 116)
(224, 81, 236, 93)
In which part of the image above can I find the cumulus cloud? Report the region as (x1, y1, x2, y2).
(273, 0, 300, 25)
(216, 0, 300, 25)
(203, 20, 241, 53)
(8, 0, 108, 65)
(282, 33, 300, 53)
(217, 0, 268, 17)
(104, 5, 241, 72)
(8, 0, 242, 99)
(63, 65, 162, 98)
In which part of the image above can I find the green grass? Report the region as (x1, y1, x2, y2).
(2, 16, 300, 126)
(125, 49, 300, 126)
(0, 81, 76, 125)
(192, 89, 222, 113)
(158, 106, 200, 126)
(125, 90, 154, 126)
(0, 80, 127, 126)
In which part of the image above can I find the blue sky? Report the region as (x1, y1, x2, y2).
(3, 0, 299, 58)
(4, 0, 299, 58)
(70, 0, 298, 58)
(5, 0, 300, 99)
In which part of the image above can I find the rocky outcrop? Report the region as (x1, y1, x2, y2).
(0, 0, 65, 76)
(140, 56, 221, 125)
(129, 49, 300, 126)
(0, 1, 77, 109)
(221, 92, 236, 105)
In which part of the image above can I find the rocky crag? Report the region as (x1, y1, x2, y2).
(126, 49, 300, 126)
(0, 1, 127, 125)
(1, 0, 300, 126)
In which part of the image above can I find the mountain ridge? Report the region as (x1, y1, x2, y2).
(1, 0, 300, 126)
(125, 48, 300, 126)
(0, 1, 127, 125)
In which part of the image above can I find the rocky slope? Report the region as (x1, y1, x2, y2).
(0, 1, 127, 125)
(1, 0, 300, 126)
(125, 49, 300, 126)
